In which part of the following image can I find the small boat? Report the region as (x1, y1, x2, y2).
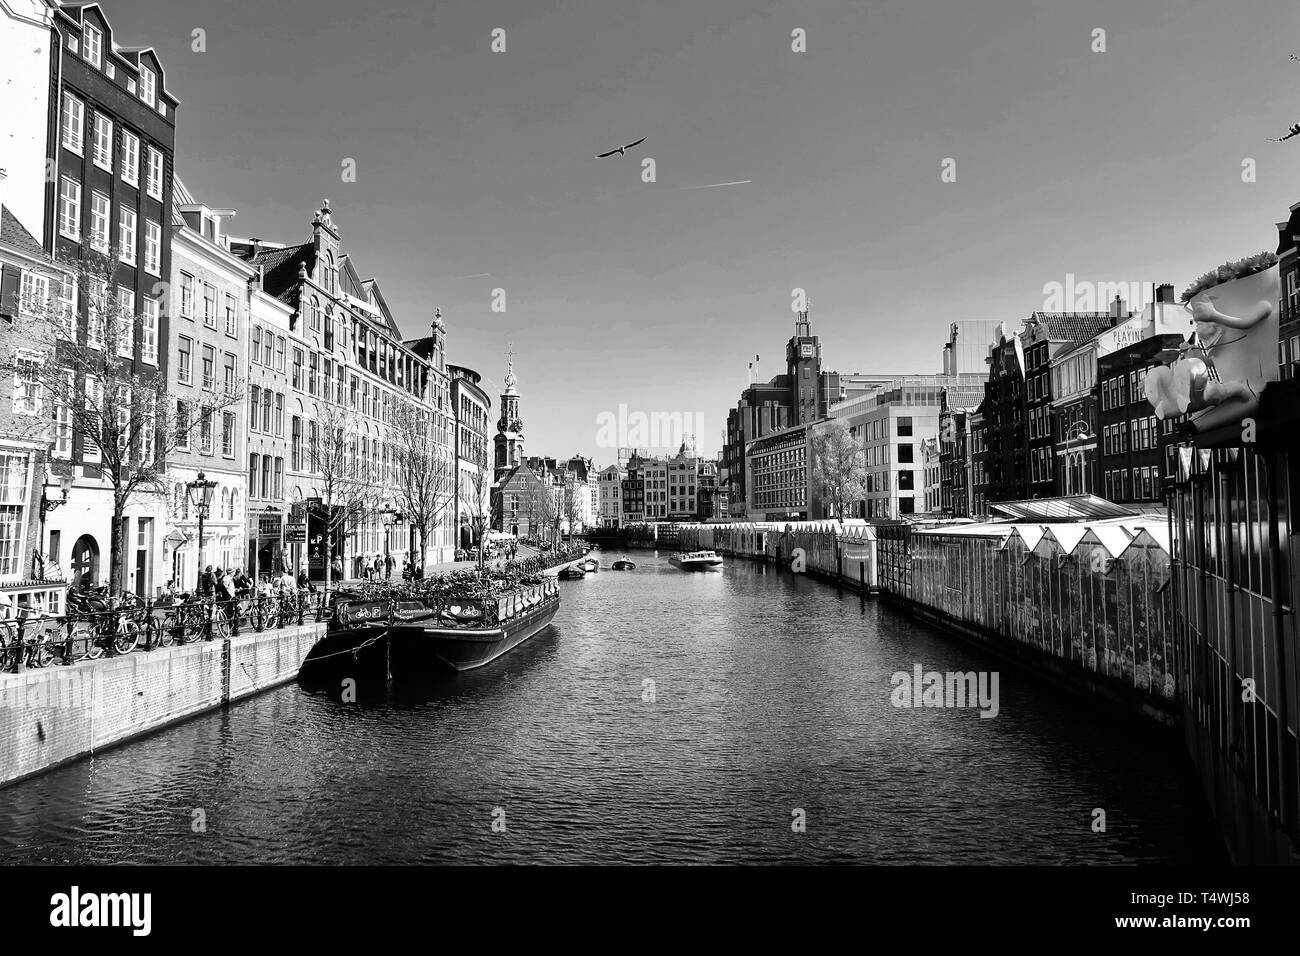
(580, 557, 599, 573)
(670, 550, 724, 572)
(560, 564, 588, 581)
(611, 559, 636, 571)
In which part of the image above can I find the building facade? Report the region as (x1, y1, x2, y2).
(42, 3, 178, 595)
(166, 180, 253, 588)
(449, 363, 491, 551)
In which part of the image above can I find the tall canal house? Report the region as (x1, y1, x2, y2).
(165, 180, 254, 587)
(30, 3, 179, 596)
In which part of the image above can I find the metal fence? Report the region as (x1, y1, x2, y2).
(0, 589, 333, 674)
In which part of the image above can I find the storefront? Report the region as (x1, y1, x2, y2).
(247, 508, 287, 582)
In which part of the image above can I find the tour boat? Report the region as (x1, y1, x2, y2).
(560, 564, 588, 581)
(670, 550, 724, 572)
(611, 559, 636, 570)
(385, 578, 561, 673)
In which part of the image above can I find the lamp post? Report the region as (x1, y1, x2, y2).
(35, 473, 74, 581)
(186, 471, 217, 591)
(380, 506, 403, 579)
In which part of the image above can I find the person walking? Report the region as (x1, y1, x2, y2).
(385, 553, 394, 579)
(200, 565, 215, 597)
(331, 555, 343, 582)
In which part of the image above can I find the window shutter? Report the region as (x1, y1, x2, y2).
(0, 264, 20, 321)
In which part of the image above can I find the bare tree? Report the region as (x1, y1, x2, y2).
(521, 469, 554, 547)
(389, 398, 455, 573)
(811, 419, 868, 520)
(0, 248, 243, 593)
(461, 445, 493, 569)
(561, 474, 583, 543)
(309, 402, 379, 594)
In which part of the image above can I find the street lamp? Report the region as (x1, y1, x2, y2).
(186, 471, 217, 591)
(380, 506, 404, 579)
(35, 473, 74, 580)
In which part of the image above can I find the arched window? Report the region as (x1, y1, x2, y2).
(230, 490, 239, 521)
(220, 487, 230, 521)
(311, 296, 321, 332)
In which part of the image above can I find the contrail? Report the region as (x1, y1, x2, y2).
(438, 272, 491, 279)
(676, 180, 753, 191)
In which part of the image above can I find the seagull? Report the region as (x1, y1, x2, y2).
(596, 136, 646, 158)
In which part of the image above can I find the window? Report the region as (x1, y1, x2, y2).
(275, 336, 286, 372)
(898, 470, 914, 490)
(139, 66, 157, 108)
(274, 458, 284, 499)
(118, 206, 137, 266)
(897, 417, 913, 436)
(310, 297, 321, 332)
(82, 22, 102, 68)
(249, 386, 259, 432)
(115, 285, 133, 357)
(143, 220, 161, 275)
(222, 412, 235, 457)
(142, 298, 158, 364)
(249, 454, 259, 497)
(225, 294, 237, 336)
(261, 457, 271, 500)
(58, 177, 81, 241)
(81, 378, 102, 461)
(0, 452, 32, 575)
(292, 349, 303, 390)
(275, 393, 284, 436)
(261, 389, 271, 433)
(177, 336, 192, 385)
(203, 284, 216, 328)
(898, 443, 914, 464)
(223, 353, 235, 396)
(176, 400, 190, 450)
(86, 280, 107, 349)
(179, 272, 194, 318)
(19, 271, 49, 316)
(121, 131, 140, 187)
(12, 350, 42, 416)
(200, 411, 213, 454)
(308, 353, 318, 396)
(291, 417, 302, 470)
(88, 191, 110, 252)
(146, 147, 164, 200)
(251, 327, 262, 365)
(92, 113, 113, 171)
(201, 344, 215, 391)
(61, 93, 84, 154)
(262, 331, 273, 367)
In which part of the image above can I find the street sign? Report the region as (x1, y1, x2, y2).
(285, 523, 307, 543)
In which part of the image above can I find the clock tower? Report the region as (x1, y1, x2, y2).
(494, 362, 525, 481)
(786, 308, 823, 424)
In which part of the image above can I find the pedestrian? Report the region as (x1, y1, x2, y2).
(200, 565, 215, 597)
(331, 555, 343, 581)
(385, 553, 394, 579)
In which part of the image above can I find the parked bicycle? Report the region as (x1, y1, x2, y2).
(0, 611, 59, 670)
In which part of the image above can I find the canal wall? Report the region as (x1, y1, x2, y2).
(0, 622, 327, 790)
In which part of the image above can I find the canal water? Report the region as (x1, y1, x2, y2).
(0, 550, 1224, 864)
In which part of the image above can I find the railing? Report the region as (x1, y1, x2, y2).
(0, 588, 334, 674)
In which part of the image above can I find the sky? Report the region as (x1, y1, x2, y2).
(99, 0, 1300, 463)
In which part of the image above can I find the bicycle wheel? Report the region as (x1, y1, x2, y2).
(154, 612, 174, 648)
(113, 617, 141, 655)
(70, 622, 102, 661)
(248, 599, 265, 632)
(178, 605, 205, 644)
(29, 622, 57, 668)
(0, 624, 17, 672)
(209, 607, 231, 640)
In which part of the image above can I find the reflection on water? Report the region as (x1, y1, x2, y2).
(0, 550, 1224, 864)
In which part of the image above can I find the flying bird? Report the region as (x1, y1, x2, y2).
(1273, 123, 1300, 143)
(596, 136, 646, 158)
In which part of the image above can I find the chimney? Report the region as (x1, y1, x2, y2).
(1109, 294, 1126, 321)
(1155, 283, 1175, 304)
(0, 168, 7, 217)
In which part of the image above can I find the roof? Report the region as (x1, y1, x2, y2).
(0, 206, 48, 262)
(240, 242, 315, 303)
(988, 494, 1138, 522)
(1025, 313, 1115, 343)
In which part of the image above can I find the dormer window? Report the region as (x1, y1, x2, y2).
(139, 66, 156, 107)
(82, 23, 102, 68)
